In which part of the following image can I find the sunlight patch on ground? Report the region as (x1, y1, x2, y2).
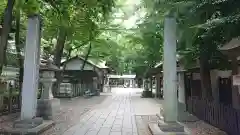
(111, 87, 143, 94)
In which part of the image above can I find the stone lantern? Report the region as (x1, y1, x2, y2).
(37, 59, 60, 120)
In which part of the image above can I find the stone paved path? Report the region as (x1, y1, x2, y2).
(0, 96, 107, 134)
(62, 88, 141, 135)
(1, 88, 227, 135)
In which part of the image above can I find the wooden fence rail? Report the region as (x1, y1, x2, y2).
(0, 94, 20, 116)
(187, 98, 240, 135)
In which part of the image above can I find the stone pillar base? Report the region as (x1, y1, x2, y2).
(159, 103, 198, 122)
(158, 120, 185, 132)
(4, 118, 54, 135)
(178, 102, 198, 122)
(37, 98, 60, 120)
(13, 117, 43, 129)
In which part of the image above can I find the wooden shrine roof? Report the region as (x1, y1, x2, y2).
(61, 56, 109, 70)
(219, 37, 240, 57)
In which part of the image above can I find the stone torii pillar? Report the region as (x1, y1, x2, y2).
(20, 15, 41, 120)
(154, 16, 187, 134)
(149, 16, 193, 134)
(13, 15, 45, 130)
(6, 15, 55, 135)
(162, 17, 178, 122)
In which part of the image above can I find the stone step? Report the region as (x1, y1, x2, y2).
(178, 111, 199, 122)
(148, 123, 162, 135)
(4, 120, 54, 135)
(158, 120, 185, 132)
(14, 117, 43, 128)
(156, 113, 164, 120)
(148, 123, 189, 135)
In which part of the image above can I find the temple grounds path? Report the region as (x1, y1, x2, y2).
(1, 88, 226, 135)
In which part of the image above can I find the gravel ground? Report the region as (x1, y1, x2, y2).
(135, 114, 228, 135)
(0, 113, 19, 131)
(183, 121, 228, 135)
(0, 95, 108, 135)
(132, 96, 228, 135)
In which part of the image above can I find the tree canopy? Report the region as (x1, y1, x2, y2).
(1, 0, 240, 80)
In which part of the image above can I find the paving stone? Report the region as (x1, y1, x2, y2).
(99, 114, 109, 119)
(98, 128, 111, 135)
(115, 115, 124, 119)
(122, 120, 132, 129)
(122, 128, 133, 135)
(95, 118, 106, 125)
(73, 126, 89, 135)
(105, 116, 115, 124)
(122, 131, 133, 135)
(132, 132, 138, 135)
(62, 129, 75, 135)
(86, 130, 99, 135)
(113, 119, 123, 125)
(138, 130, 147, 135)
(111, 124, 122, 132)
(132, 117, 137, 133)
(66, 124, 83, 131)
(102, 124, 112, 128)
(89, 124, 102, 131)
(29, 88, 152, 135)
(110, 131, 122, 135)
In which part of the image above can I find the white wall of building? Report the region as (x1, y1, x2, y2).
(187, 70, 234, 102)
(209, 70, 239, 103)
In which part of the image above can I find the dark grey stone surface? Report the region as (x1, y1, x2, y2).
(148, 123, 189, 135)
(37, 98, 60, 120)
(14, 117, 43, 128)
(4, 120, 54, 135)
(177, 102, 198, 122)
(158, 120, 185, 132)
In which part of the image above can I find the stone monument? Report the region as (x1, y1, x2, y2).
(14, 15, 43, 128)
(149, 16, 189, 135)
(5, 15, 54, 135)
(162, 16, 178, 122)
(37, 59, 60, 120)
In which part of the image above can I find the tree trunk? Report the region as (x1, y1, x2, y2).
(15, 8, 23, 108)
(53, 29, 67, 96)
(81, 43, 92, 70)
(54, 29, 67, 67)
(81, 23, 94, 71)
(59, 48, 72, 80)
(199, 48, 213, 100)
(0, 0, 15, 75)
(231, 57, 240, 109)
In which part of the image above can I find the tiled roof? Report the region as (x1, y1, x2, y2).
(61, 56, 109, 69)
(220, 37, 240, 50)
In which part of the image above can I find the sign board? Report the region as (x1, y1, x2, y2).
(233, 75, 240, 85)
